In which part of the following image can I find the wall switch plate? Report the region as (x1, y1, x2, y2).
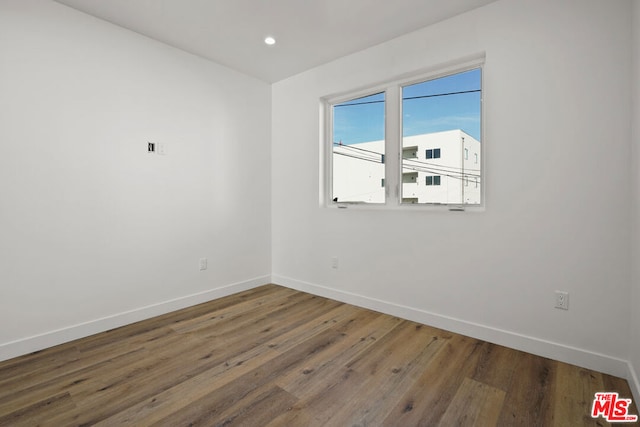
(199, 258, 207, 271)
(555, 291, 569, 310)
(148, 142, 155, 153)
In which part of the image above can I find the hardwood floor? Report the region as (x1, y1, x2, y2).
(0, 284, 636, 426)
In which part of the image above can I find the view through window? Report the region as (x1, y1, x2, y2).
(402, 68, 482, 205)
(332, 92, 385, 203)
(330, 65, 482, 207)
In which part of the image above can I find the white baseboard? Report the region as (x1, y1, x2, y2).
(0, 275, 270, 363)
(272, 275, 630, 380)
(629, 361, 640, 407)
(5, 273, 637, 404)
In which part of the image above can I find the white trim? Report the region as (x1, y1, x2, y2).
(0, 275, 270, 363)
(628, 361, 640, 407)
(272, 274, 630, 379)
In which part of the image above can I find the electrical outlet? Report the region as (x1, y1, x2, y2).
(331, 256, 339, 269)
(199, 258, 207, 271)
(157, 142, 167, 155)
(555, 291, 569, 310)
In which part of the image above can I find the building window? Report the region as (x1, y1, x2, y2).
(426, 175, 441, 186)
(426, 148, 441, 159)
(326, 57, 483, 208)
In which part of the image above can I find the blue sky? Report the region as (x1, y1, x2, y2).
(333, 68, 481, 145)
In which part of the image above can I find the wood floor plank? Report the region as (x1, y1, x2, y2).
(0, 326, 177, 402)
(602, 373, 640, 420)
(75, 284, 284, 354)
(274, 310, 402, 396)
(495, 351, 556, 426)
(0, 285, 287, 400)
(206, 383, 298, 427)
(0, 346, 150, 417)
(553, 362, 608, 427)
(0, 391, 76, 427)
(92, 339, 282, 426)
(384, 334, 485, 425)
(265, 302, 376, 354)
(59, 297, 341, 425)
(0, 284, 636, 426)
(276, 322, 449, 426)
(438, 377, 506, 426)
(469, 341, 520, 393)
(328, 325, 449, 426)
(148, 327, 347, 426)
(184, 293, 340, 345)
(168, 285, 302, 335)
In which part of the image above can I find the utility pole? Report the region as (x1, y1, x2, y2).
(461, 136, 465, 204)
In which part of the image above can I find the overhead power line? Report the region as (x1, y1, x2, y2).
(333, 142, 481, 174)
(333, 149, 481, 182)
(334, 89, 480, 108)
(333, 151, 383, 165)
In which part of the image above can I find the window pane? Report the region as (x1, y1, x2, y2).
(401, 68, 482, 205)
(332, 92, 385, 203)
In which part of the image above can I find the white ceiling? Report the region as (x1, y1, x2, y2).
(53, 0, 497, 83)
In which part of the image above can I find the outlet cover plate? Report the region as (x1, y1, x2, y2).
(555, 291, 569, 310)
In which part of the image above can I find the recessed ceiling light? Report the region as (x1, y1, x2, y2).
(264, 36, 276, 46)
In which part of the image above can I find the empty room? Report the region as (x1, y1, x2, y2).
(1, 0, 640, 425)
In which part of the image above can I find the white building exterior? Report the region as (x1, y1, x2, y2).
(333, 140, 385, 203)
(333, 130, 480, 204)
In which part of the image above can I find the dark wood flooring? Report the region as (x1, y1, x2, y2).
(0, 284, 636, 426)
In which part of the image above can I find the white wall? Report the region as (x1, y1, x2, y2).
(630, 0, 640, 404)
(272, 0, 633, 377)
(0, 0, 271, 360)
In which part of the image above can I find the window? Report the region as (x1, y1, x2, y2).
(326, 57, 483, 208)
(331, 92, 385, 203)
(425, 148, 441, 159)
(426, 175, 441, 186)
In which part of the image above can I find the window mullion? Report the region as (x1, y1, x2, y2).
(385, 85, 400, 206)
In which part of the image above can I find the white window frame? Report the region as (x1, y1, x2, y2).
(322, 54, 485, 211)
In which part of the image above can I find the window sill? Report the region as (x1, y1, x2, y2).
(328, 202, 485, 212)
